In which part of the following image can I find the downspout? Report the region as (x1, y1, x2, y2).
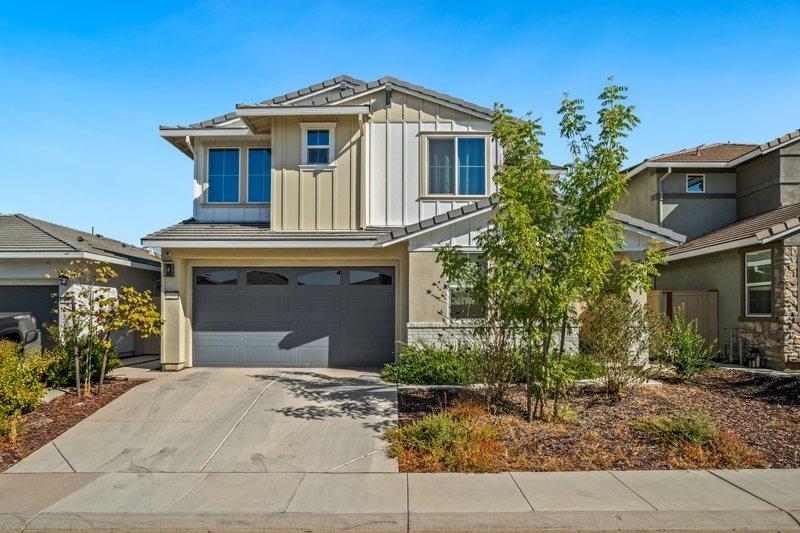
(657, 167, 672, 226)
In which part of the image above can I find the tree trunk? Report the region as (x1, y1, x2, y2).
(73, 345, 81, 399)
(526, 342, 533, 422)
(98, 348, 108, 395)
(553, 312, 568, 419)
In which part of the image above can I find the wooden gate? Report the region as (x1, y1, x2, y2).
(647, 290, 719, 347)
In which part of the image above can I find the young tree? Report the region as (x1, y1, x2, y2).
(437, 80, 641, 420)
(53, 260, 162, 396)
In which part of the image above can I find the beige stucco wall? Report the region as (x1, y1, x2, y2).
(159, 244, 408, 369)
(655, 249, 740, 350)
(270, 115, 361, 230)
(408, 251, 445, 323)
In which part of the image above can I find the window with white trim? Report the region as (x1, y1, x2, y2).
(686, 174, 705, 193)
(426, 136, 487, 196)
(207, 148, 240, 203)
(745, 249, 772, 316)
(448, 252, 485, 319)
(300, 123, 336, 166)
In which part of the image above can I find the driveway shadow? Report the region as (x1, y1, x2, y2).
(248, 370, 397, 430)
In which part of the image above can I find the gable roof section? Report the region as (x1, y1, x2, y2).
(236, 76, 493, 119)
(650, 143, 759, 163)
(161, 74, 492, 134)
(667, 202, 800, 261)
(376, 197, 685, 247)
(0, 214, 160, 269)
(626, 128, 800, 177)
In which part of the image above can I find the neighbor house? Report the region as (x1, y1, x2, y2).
(617, 129, 800, 369)
(143, 75, 681, 369)
(0, 214, 161, 356)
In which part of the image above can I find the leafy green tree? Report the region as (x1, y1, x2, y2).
(53, 260, 163, 396)
(437, 80, 641, 419)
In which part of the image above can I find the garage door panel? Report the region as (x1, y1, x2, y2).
(192, 267, 394, 367)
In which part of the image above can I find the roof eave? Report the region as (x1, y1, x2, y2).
(141, 238, 379, 249)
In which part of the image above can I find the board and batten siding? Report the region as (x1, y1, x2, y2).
(270, 116, 360, 230)
(192, 136, 271, 223)
(350, 91, 498, 228)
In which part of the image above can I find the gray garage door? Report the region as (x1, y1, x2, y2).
(0, 285, 58, 344)
(192, 267, 395, 367)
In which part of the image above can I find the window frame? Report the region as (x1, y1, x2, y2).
(246, 147, 271, 205)
(744, 249, 773, 318)
(205, 147, 241, 204)
(299, 122, 337, 169)
(447, 252, 485, 320)
(421, 133, 490, 199)
(686, 174, 705, 194)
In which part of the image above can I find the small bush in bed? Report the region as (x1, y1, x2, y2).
(382, 342, 477, 385)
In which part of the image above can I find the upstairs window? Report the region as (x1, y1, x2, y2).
(427, 137, 486, 196)
(207, 148, 240, 203)
(686, 174, 705, 193)
(300, 123, 336, 166)
(745, 250, 772, 317)
(248, 148, 271, 203)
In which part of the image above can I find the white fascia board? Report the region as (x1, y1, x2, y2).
(626, 161, 728, 177)
(759, 224, 800, 244)
(334, 85, 493, 120)
(159, 128, 253, 137)
(0, 251, 160, 271)
(620, 224, 683, 248)
(377, 206, 494, 247)
(235, 106, 370, 117)
(667, 237, 759, 262)
(141, 239, 378, 249)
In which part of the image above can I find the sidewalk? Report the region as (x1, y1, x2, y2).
(1, 469, 799, 531)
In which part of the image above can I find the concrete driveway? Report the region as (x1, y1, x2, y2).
(9, 368, 398, 474)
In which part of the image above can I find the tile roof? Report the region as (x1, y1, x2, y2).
(0, 214, 160, 267)
(668, 203, 800, 258)
(649, 143, 759, 163)
(161, 74, 493, 132)
(141, 219, 388, 242)
(759, 128, 800, 151)
(376, 197, 685, 246)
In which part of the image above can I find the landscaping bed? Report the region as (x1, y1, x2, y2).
(0, 379, 144, 471)
(391, 368, 800, 472)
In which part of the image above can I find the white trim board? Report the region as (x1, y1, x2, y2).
(141, 239, 378, 249)
(0, 252, 160, 271)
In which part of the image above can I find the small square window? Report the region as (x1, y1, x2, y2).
(686, 174, 705, 193)
(426, 137, 486, 196)
(304, 128, 331, 165)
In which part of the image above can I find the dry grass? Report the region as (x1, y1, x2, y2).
(394, 369, 797, 472)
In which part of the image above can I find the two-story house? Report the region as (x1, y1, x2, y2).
(617, 129, 800, 369)
(143, 75, 682, 370)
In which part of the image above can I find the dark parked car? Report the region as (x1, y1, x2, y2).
(0, 312, 41, 350)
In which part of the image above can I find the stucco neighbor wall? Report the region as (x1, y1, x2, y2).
(0, 259, 160, 356)
(616, 170, 657, 224)
(655, 249, 740, 352)
(159, 244, 409, 370)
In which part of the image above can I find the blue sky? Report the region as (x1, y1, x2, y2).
(1, 1, 799, 245)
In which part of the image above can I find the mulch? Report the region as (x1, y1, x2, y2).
(397, 368, 800, 471)
(0, 379, 144, 472)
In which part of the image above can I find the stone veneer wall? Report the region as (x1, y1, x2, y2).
(406, 322, 580, 353)
(738, 244, 800, 370)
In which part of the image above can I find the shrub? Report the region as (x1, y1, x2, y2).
(650, 307, 715, 378)
(634, 412, 762, 468)
(385, 402, 505, 472)
(382, 342, 476, 385)
(634, 412, 717, 447)
(580, 294, 652, 394)
(0, 340, 51, 441)
(43, 324, 119, 387)
(565, 352, 604, 381)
